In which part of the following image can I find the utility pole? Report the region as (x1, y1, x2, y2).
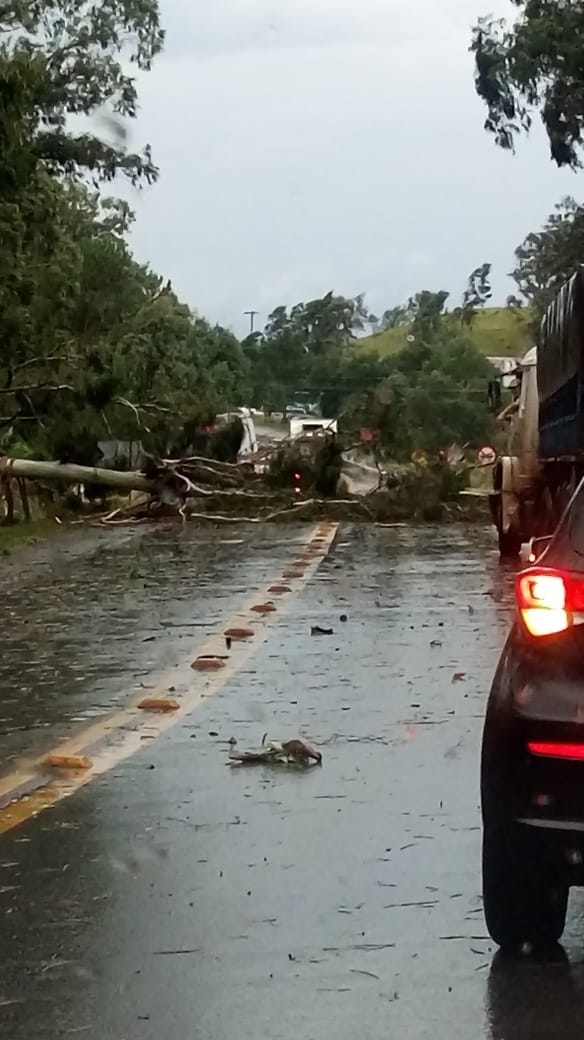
(244, 310, 259, 335)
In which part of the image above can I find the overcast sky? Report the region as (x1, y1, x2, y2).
(122, 0, 577, 335)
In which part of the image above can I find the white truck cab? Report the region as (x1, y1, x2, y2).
(491, 346, 541, 555)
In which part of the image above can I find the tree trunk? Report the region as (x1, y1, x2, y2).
(17, 477, 30, 520)
(0, 458, 153, 493)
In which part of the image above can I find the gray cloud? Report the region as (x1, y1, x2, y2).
(160, 0, 472, 61)
(121, 0, 577, 334)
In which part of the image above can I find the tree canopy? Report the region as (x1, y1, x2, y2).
(0, 0, 250, 465)
(511, 197, 584, 315)
(244, 284, 495, 461)
(472, 2, 584, 168)
(1, 0, 164, 184)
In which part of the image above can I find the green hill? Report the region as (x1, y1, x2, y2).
(356, 307, 534, 359)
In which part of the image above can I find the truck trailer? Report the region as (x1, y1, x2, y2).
(491, 268, 584, 555)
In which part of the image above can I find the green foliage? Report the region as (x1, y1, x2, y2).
(512, 197, 584, 315)
(0, 180, 249, 458)
(359, 306, 532, 359)
(347, 330, 495, 459)
(472, 3, 584, 168)
(243, 292, 369, 412)
(381, 304, 412, 330)
(1, 0, 164, 184)
(0, 1, 251, 463)
(246, 286, 495, 462)
(459, 263, 493, 326)
(351, 274, 497, 457)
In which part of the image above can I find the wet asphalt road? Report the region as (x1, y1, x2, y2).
(1, 524, 584, 1038)
(0, 525, 309, 770)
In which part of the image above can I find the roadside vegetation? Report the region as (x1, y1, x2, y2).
(1, 0, 583, 529)
(0, 1, 248, 471)
(359, 306, 533, 360)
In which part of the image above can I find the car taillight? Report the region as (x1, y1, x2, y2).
(516, 568, 584, 637)
(528, 741, 584, 761)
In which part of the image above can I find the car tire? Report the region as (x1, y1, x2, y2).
(482, 823, 568, 949)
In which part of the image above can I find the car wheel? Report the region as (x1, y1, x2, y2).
(483, 823, 568, 949)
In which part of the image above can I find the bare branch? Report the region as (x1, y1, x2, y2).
(13, 355, 81, 372)
(114, 396, 151, 433)
(0, 384, 75, 395)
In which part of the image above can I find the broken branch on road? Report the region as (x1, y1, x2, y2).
(227, 736, 322, 767)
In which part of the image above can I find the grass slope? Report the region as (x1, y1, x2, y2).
(357, 307, 534, 359)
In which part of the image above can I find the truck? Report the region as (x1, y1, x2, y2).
(289, 417, 338, 440)
(491, 268, 584, 556)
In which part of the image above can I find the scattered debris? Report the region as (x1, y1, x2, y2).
(227, 735, 322, 767)
(311, 625, 334, 636)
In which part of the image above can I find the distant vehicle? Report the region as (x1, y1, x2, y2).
(216, 408, 258, 457)
(289, 417, 338, 440)
(285, 400, 321, 419)
(481, 481, 584, 947)
(489, 269, 584, 556)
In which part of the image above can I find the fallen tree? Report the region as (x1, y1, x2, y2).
(0, 441, 488, 527)
(0, 458, 153, 494)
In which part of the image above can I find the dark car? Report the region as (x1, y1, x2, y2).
(482, 480, 584, 948)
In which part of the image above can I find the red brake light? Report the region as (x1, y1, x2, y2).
(516, 568, 584, 637)
(528, 741, 584, 762)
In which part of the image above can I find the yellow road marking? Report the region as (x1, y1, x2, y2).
(0, 523, 338, 835)
(0, 786, 61, 835)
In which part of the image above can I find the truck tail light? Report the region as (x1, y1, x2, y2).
(516, 568, 584, 637)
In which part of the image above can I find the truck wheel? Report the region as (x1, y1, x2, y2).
(495, 500, 522, 557)
(483, 824, 568, 949)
